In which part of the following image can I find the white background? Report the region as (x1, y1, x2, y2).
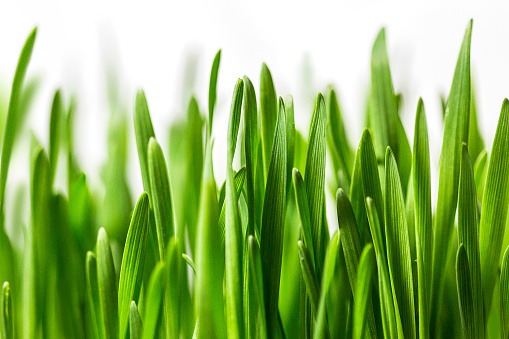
(0, 2, 508, 232)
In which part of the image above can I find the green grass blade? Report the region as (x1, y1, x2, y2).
(260, 63, 277, 179)
(129, 302, 143, 339)
(118, 193, 150, 339)
(148, 137, 174, 259)
(458, 144, 484, 337)
(473, 150, 488, 203)
(260, 97, 287, 338)
(96, 228, 118, 339)
(165, 240, 180, 338)
(143, 262, 164, 339)
(412, 98, 432, 338)
(366, 197, 399, 338)
(305, 93, 327, 279)
(225, 78, 245, 338)
(456, 244, 475, 339)
(479, 99, 509, 309)
(349, 144, 370, 247)
(134, 89, 156, 196)
(208, 49, 221, 135)
(500, 246, 509, 338)
(293, 168, 315, 267)
(86, 251, 103, 339)
(196, 141, 225, 339)
(298, 241, 320, 313)
(48, 89, 63, 184)
(2, 282, 13, 339)
(219, 167, 246, 246)
(0, 27, 37, 208)
(385, 147, 416, 339)
(247, 235, 267, 339)
(431, 20, 472, 328)
(353, 244, 376, 339)
(468, 82, 485, 162)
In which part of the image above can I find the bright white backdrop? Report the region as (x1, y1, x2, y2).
(0, 2, 508, 228)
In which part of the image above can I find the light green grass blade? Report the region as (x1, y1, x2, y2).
(225, 78, 245, 339)
(385, 147, 416, 339)
(412, 98, 432, 339)
(86, 251, 103, 339)
(370, 28, 412, 195)
(134, 89, 156, 197)
(285, 95, 295, 197)
(500, 246, 509, 339)
(473, 150, 488, 203)
(2, 282, 13, 339)
(349, 144, 370, 247)
(337, 188, 377, 339)
(97, 228, 118, 339)
(431, 20, 472, 329)
(298, 241, 320, 312)
(456, 244, 475, 339)
(219, 167, 246, 246)
(366, 197, 400, 338)
(468, 82, 485, 162)
(0, 27, 37, 208)
(129, 302, 143, 339)
(143, 262, 164, 339)
(165, 240, 180, 338)
(118, 193, 150, 339)
(304, 93, 327, 280)
(353, 244, 376, 339)
(293, 168, 315, 267)
(458, 144, 484, 338)
(196, 141, 225, 339)
(479, 99, 509, 310)
(247, 235, 267, 339)
(48, 89, 63, 184)
(148, 137, 174, 260)
(260, 97, 287, 338)
(208, 49, 221, 135)
(260, 63, 277, 179)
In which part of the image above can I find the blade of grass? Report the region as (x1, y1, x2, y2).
(500, 246, 509, 338)
(349, 144, 371, 247)
(48, 89, 63, 184)
(2, 282, 13, 339)
(473, 150, 488, 203)
(431, 20, 472, 329)
(260, 63, 277, 180)
(208, 49, 221, 136)
(143, 262, 164, 339)
(468, 82, 485, 162)
(293, 168, 315, 267)
(353, 244, 376, 339)
(458, 144, 484, 337)
(165, 240, 180, 338)
(479, 99, 509, 310)
(118, 193, 150, 339)
(129, 302, 143, 339)
(298, 241, 320, 312)
(456, 244, 475, 338)
(247, 235, 267, 339)
(134, 89, 156, 196)
(86, 251, 103, 339)
(260, 97, 287, 338)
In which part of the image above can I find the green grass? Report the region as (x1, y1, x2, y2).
(1, 19, 509, 338)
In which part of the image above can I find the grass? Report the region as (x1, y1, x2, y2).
(0, 18, 509, 338)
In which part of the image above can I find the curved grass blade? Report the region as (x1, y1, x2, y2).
(2, 282, 13, 339)
(473, 150, 488, 203)
(458, 145, 484, 338)
(96, 228, 118, 339)
(479, 99, 509, 309)
(208, 49, 221, 135)
(0, 27, 37, 208)
(129, 302, 143, 339)
(260, 63, 278, 179)
(412, 98, 432, 338)
(305, 93, 327, 279)
(143, 262, 164, 339)
(196, 141, 225, 339)
(118, 193, 150, 339)
(48, 89, 63, 184)
(293, 168, 314, 267)
(500, 246, 509, 338)
(260, 97, 287, 338)
(366, 197, 400, 338)
(148, 137, 174, 259)
(225, 78, 245, 338)
(431, 20, 473, 328)
(86, 252, 103, 339)
(456, 244, 474, 339)
(182, 253, 196, 273)
(353, 245, 376, 339)
(385, 147, 416, 339)
(298, 241, 320, 312)
(134, 89, 156, 196)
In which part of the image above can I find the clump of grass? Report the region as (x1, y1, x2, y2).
(1, 18, 509, 339)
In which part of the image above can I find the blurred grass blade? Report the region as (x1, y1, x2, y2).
(385, 147, 416, 339)
(86, 252, 103, 339)
(148, 137, 174, 259)
(143, 262, 164, 339)
(293, 168, 315, 267)
(182, 253, 196, 273)
(473, 150, 488, 203)
(366, 197, 399, 338)
(196, 141, 225, 339)
(129, 302, 143, 339)
(353, 245, 376, 339)
(97, 228, 118, 339)
(468, 82, 485, 162)
(208, 49, 221, 135)
(458, 145, 484, 338)
(298, 241, 320, 312)
(456, 244, 474, 339)
(305, 93, 327, 279)
(260, 97, 287, 338)
(48, 89, 63, 184)
(260, 63, 277, 179)
(2, 282, 13, 339)
(479, 99, 509, 309)
(0, 27, 37, 208)
(225, 78, 245, 338)
(134, 89, 156, 196)
(412, 98, 432, 338)
(118, 193, 150, 339)
(431, 20, 472, 328)
(500, 246, 509, 338)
